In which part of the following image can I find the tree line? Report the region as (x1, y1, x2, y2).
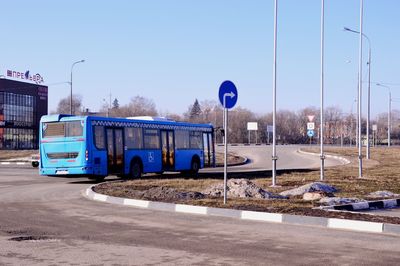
(55, 95, 400, 145)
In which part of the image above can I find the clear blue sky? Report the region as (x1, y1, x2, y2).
(1, 0, 399, 117)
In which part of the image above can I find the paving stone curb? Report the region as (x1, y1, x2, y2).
(297, 149, 351, 165)
(320, 198, 400, 211)
(84, 185, 400, 236)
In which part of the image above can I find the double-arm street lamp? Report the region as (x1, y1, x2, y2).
(70, 60, 85, 115)
(376, 83, 392, 147)
(344, 26, 372, 159)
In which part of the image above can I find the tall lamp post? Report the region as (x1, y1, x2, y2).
(376, 83, 391, 147)
(70, 60, 85, 115)
(320, 0, 325, 181)
(343, 26, 371, 159)
(271, 0, 278, 186)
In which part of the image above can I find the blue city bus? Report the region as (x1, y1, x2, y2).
(39, 114, 215, 180)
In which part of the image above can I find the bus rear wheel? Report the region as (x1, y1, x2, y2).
(130, 161, 142, 179)
(190, 158, 200, 176)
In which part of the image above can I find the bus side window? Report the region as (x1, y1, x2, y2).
(125, 127, 143, 149)
(189, 131, 202, 149)
(175, 130, 189, 149)
(93, 126, 105, 149)
(144, 129, 160, 149)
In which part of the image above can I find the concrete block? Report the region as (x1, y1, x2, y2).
(241, 211, 283, 223)
(369, 201, 384, 209)
(93, 193, 109, 202)
(283, 214, 328, 227)
(383, 199, 398, 208)
(207, 207, 242, 218)
(175, 204, 208, 215)
(328, 218, 383, 233)
(85, 188, 94, 198)
(148, 201, 176, 211)
(123, 198, 150, 208)
(106, 196, 125, 205)
(352, 202, 370, 210)
(383, 224, 400, 235)
(333, 204, 354, 211)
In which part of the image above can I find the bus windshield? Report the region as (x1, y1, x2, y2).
(43, 121, 84, 138)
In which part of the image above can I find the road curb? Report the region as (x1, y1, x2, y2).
(215, 156, 249, 168)
(297, 149, 351, 165)
(320, 198, 400, 211)
(84, 185, 400, 236)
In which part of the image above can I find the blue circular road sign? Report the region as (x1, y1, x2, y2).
(218, 80, 238, 109)
(307, 130, 314, 137)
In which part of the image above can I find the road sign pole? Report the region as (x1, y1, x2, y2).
(218, 80, 238, 204)
(223, 105, 228, 205)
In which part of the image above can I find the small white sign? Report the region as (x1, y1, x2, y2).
(267, 125, 273, 133)
(247, 122, 258, 131)
(307, 122, 315, 130)
(307, 115, 315, 122)
(372, 124, 377, 131)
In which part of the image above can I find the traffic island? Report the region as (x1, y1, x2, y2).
(84, 185, 400, 236)
(87, 146, 400, 231)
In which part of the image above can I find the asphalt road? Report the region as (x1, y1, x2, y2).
(0, 147, 399, 265)
(202, 144, 344, 173)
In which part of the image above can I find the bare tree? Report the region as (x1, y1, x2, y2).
(126, 96, 158, 117)
(55, 95, 83, 115)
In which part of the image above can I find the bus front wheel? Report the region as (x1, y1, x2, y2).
(130, 161, 142, 179)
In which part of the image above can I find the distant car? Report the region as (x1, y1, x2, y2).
(31, 154, 40, 168)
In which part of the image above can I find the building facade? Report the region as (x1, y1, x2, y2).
(0, 78, 48, 149)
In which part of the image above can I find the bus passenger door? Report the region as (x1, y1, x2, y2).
(203, 132, 214, 167)
(161, 130, 175, 170)
(106, 128, 124, 174)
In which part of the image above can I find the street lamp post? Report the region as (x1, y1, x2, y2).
(377, 83, 391, 147)
(271, 0, 278, 187)
(320, 0, 325, 181)
(344, 27, 371, 159)
(70, 60, 85, 115)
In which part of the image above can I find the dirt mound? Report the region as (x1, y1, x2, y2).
(203, 179, 286, 199)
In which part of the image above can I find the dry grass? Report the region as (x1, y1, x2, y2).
(130, 147, 400, 199)
(95, 146, 400, 224)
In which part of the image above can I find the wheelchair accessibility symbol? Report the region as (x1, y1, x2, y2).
(148, 152, 154, 163)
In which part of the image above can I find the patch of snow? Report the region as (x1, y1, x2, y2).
(303, 191, 334, 201)
(319, 197, 366, 206)
(367, 190, 400, 198)
(280, 182, 338, 197)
